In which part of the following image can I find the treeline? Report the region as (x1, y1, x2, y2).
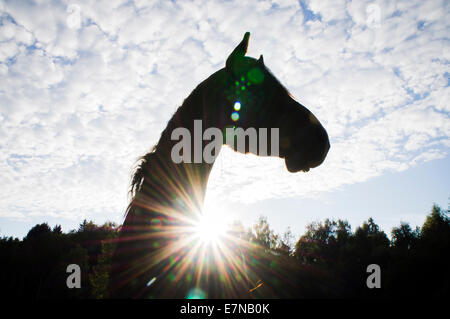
(241, 205, 449, 298)
(0, 220, 117, 299)
(0, 204, 449, 298)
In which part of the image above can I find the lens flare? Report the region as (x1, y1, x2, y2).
(186, 287, 206, 299)
(231, 112, 239, 121)
(233, 101, 241, 111)
(146, 277, 157, 287)
(195, 212, 227, 244)
(248, 67, 265, 84)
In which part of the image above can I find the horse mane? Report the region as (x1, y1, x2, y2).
(129, 145, 157, 198)
(126, 81, 207, 217)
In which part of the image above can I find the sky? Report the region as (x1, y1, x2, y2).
(0, 0, 449, 241)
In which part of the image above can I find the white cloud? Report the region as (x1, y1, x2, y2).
(0, 0, 448, 222)
(306, 0, 348, 22)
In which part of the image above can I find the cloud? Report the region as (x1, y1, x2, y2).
(0, 0, 448, 222)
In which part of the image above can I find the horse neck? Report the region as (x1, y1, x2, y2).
(124, 82, 220, 228)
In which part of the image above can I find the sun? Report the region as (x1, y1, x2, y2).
(194, 211, 228, 244)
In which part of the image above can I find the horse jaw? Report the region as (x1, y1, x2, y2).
(284, 155, 310, 173)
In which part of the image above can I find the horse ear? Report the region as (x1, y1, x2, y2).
(226, 32, 250, 70)
(258, 55, 264, 65)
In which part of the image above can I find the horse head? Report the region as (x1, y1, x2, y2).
(206, 32, 330, 172)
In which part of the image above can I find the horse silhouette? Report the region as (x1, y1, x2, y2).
(110, 32, 330, 298)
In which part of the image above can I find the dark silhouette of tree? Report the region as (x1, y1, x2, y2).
(391, 222, 420, 251)
(89, 240, 115, 299)
(413, 204, 450, 297)
(277, 227, 295, 256)
(52, 224, 63, 235)
(294, 219, 351, 266)
(25, 223, 52, 240)
(421, 204, 450, 244)
(248, 216, 279, 250)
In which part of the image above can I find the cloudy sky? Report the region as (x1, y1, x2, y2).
(0, 0, 449, 239)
